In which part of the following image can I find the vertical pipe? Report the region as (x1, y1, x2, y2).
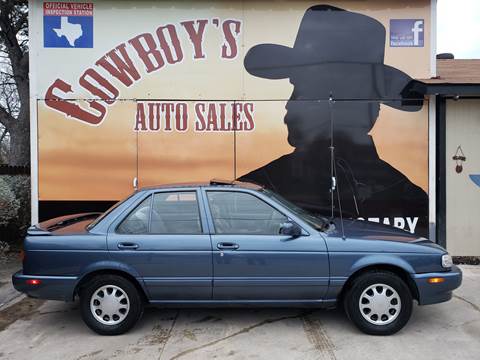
(29, 0, 39, 224)
(436, 96, 447, 248)
(428, 95, 436, 241)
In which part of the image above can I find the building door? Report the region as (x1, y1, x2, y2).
(446, 99, 480, 256)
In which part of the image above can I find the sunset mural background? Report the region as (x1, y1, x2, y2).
(35, 0, 431, 202)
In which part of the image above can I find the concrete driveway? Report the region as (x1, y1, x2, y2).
(0, 261, 479, 360)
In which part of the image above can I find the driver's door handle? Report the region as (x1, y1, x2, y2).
(217, 242, 239, 250)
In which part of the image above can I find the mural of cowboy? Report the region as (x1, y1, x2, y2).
(239, 5, 429, 236)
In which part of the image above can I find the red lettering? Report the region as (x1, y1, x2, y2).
(175, 103, 188, 131)
(218, 102, 232, 131)
(135, 103, 147, 131)
(128, 33, 165, 73)
(79, 68, 119, 104)
(194, 103, 206, 131)
(96, 43, 141, 87)
(148, 103, 160, 131)
(244, 103, 254, 131)
(45, 79, 106, 125)
(207, 103, 218, 131)
(161, 103, 174, 131)
(221, 20, 241, 59)
(181, 20, 208, 59)
(156, 25, 183, 64)
(232, 102, 242, 130)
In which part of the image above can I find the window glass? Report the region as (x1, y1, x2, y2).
(87, 192, 137, 230)
(262, 189, 326, 230)
(150, 192, 202, 234)
(207, 191, 287, 235)
(117, 196, 151, 234)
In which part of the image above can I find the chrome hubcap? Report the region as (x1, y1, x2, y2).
(359, 283, 401, 325)
(90, 285, 130, 325)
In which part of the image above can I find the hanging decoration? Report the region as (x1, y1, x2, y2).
(452, 145, 466, 173)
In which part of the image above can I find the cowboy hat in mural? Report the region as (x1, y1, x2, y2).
(239, 5, 429, 236)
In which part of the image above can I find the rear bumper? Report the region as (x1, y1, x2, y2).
(411, 265, 463, 305)
(12, 270, 77, 302)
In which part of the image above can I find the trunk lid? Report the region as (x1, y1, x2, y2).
(28, 213, 102, 235)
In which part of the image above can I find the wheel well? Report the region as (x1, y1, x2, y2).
(74, 269, 149, 303)
(339, 264, 419, 304)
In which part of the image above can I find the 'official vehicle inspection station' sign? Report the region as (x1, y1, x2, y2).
(43, 2, 93, 48)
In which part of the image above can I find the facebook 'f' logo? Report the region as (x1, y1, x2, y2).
(411, 20, 424, 46)
(390, 19, 424, 47)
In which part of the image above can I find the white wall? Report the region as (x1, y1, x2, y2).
(446, 99, 480, 256)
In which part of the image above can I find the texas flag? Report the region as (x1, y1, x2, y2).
(43, 2, 93, 48)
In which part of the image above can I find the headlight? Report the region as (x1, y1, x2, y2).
(442, 254, 453, 268)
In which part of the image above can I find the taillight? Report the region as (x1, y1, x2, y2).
(26, 279, 42, 286)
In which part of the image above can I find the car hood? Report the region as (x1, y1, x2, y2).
(324, 218, 447, 253)
(329, 218, 424, 243)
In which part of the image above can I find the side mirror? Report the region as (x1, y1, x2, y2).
(279, 221, 302, 238)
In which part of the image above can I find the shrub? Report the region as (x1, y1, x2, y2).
(0, 176, 20, 227)
(4, 175, 31, 232)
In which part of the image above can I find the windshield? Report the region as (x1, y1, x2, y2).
(261, 189, 328, 230)
(86, 192, 136, 230)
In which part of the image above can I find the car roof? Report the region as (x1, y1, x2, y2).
(139, 179, 263, 192)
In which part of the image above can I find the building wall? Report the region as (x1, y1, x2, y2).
(30, 1, 433, 236)
(446, 99, 480, 256)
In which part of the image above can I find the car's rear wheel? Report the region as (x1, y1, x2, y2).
(80, 275, 144, 335)
(344, 270, 413, 335)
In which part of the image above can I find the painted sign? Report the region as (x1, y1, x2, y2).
(43, 2, 93, 48)
(390, 19, 424, 47)
(31, 1, 431, 236)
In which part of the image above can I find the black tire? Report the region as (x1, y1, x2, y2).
(344, 270, 413, 335)
(80, 275, 144, 335)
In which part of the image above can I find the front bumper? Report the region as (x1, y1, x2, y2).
(12, 270, 78, 302)
(411, 265, 463, 305)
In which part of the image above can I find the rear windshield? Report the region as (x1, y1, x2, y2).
(86, 193, 136, 230)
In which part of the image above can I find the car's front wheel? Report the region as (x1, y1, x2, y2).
(80, 275, 144, 335)
(344, 270, 413, 335)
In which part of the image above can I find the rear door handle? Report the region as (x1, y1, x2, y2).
(217, 242, 239, 250)
(117, 242, 139, 250)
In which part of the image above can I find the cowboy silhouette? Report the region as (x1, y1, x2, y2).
(239, 5, 429, 236)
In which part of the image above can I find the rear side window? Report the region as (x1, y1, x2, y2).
(116, 191, 202, 234)
(206, 191, 287, 235)
(150, 192, 202, 234)
(117, 196, 151, 234)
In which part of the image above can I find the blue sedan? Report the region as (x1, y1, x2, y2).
(12, 180, 462, 335)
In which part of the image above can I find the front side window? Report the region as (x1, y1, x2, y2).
(116, 191, 202, 234)
(207, 191, 288, 235)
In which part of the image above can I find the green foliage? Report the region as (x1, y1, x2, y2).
(4, 175, 30, 231)
(0, 176, 20, 226)
(0, 175, 30, 245)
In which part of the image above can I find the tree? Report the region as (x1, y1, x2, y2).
(0, 0, 28, 166)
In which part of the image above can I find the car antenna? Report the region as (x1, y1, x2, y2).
(329, 93, 346, 240)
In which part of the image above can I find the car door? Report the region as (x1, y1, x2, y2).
(202, 188, 329, 301)
(107, 189, 213, 301)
